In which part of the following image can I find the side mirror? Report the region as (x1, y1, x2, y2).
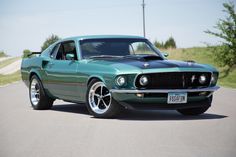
(66, 54, 75, 60)
(42, 57, 51, 68)
(162, 52, 169, 58)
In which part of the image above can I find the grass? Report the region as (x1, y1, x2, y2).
(165, 47, 236, 88)
(0, 57, 21, 69)
(0, 71, 21, 86)
(0, 52, 8, 58)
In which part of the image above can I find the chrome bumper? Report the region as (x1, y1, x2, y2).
(110, 86, 220, 94)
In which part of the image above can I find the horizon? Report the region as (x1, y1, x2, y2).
(0, 0, 228, 56)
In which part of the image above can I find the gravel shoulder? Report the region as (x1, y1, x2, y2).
(0, 57, 13, 62)
(0, 59, 21, 75)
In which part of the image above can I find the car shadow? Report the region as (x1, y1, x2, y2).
(117, 110, 227, 121)
(52, 103, 89, 115)
(51, 103, 227, 121)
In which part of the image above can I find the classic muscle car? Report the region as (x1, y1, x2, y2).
(21, 35, 219, 118)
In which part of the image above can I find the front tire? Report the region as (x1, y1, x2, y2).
(29, 75, 54, 110)
(177, 96, 212, 116)
(86, 79, 121, 118)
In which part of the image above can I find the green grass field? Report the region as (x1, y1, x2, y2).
(165, 47, 236, 88)
(0, 57, 22, 86)
(0, 71, 21, 86)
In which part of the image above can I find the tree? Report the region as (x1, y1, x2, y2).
(22, 49, 31, 58)
(205, 2, 236, 70)
(0, 51, 7, 57)
(164, 37, 176, 49)
(154, 40, 164, 49)
(41, 34, 60, 51)
(154, 37, 176, 49)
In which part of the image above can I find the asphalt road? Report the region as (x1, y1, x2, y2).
(0, 59, 21, 75)
(0, 82, 236, 157)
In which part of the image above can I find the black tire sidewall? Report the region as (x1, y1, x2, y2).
(29, 75, 53, 110)
(86, 79, 121, 118)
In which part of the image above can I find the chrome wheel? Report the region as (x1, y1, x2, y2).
(30, 78, 40, 106)
(88, 82, 112, 114)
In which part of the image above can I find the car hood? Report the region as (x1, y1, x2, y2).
(86, 56, 216, 73)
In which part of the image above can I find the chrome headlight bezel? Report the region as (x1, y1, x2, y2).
(139, 75, 149, 86)
(116, 76, 126, 87)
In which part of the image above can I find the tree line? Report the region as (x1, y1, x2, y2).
(154, 37, 176, 49)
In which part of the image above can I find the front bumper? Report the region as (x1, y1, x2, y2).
(110, 86, 220, 110)
(110, 86, 220, 94)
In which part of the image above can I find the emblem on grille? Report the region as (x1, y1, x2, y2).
(191, 75, 196, 83)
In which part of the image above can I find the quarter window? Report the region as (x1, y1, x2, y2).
(50, 44, 60, 59)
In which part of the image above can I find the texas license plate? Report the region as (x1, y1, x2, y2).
(167, 93, 187, 104)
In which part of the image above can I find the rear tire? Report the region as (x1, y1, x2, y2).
(86, 79, 121, 118)
(29, 75, 54, 110)
(177, 96, 212, 116)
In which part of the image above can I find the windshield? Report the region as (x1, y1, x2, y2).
(79, 38, 161, 59)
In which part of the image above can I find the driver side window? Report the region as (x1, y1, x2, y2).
(53, 41, 78, 60)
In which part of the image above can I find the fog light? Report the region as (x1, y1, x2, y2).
(139, 75, 149, 86)
(116, 76, 126, 86)
(199, 91, 207, 96)
(199, 74, 206, 84)
(136, 93, 144, 97)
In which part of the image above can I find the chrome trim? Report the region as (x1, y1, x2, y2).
(110, 86, 220, 94)
(133, 71, 213, 89)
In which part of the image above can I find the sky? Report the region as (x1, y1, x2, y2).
(0, 0, 229, 56)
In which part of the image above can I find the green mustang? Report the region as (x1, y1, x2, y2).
(21, 35, 219, 118)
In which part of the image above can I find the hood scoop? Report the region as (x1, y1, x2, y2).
(124, 55, 163, 61)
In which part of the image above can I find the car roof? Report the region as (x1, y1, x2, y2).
(60, 35, 146, 42)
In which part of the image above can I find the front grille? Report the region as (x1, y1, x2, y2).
(135, 72, 211, 89)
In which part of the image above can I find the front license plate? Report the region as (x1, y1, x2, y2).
(167, 93, 187, 104)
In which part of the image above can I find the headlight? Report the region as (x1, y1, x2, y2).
(116, 76, 126, 86)
(199, 74, 207, 84)
(139, 75, 149, 86)
(211, 73, 218, 85)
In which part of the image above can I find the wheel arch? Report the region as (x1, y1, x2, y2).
(29, 70, 42, 81)
(87, 75, 105, 86)
(28, 69, 54, 99)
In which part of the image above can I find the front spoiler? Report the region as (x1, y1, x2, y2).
(110, 86, 220, 94)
